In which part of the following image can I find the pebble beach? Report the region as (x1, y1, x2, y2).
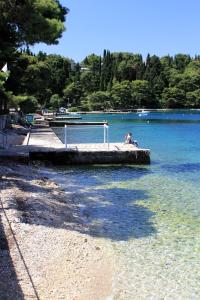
(0, 161, 114, 300)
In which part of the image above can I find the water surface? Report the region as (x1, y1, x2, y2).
(53, 110, 200, 299)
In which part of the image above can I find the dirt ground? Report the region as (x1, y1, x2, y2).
(0, 161, 114, 300)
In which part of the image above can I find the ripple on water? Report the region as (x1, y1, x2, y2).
(108, 174, 200, 299)
(53, 165, 200, 299)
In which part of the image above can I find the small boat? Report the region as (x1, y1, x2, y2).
(137, 109, 150, 117)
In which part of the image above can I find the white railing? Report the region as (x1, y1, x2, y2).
(64, 123, 109, 149)
(103, 123, 109, 146)
(64, 124, 67, 147)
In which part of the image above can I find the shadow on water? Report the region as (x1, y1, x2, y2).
(71, 186, 156, 241)
(1, 165, 156, 242)
(161, 163, 200, 173)
(59, 164, 153, 185)
(0, 216, 24, 300)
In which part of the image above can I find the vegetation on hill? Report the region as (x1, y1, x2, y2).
(1, 1, 200, 113)
(4, 50, 200, 112)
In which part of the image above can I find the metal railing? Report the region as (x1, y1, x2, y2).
(64, 123, 109, 149)
(0, 130, 7, 149)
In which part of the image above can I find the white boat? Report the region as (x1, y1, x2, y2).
(137, 109, 150, 116)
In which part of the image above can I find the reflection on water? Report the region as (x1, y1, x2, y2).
(52, 110, 200, 299)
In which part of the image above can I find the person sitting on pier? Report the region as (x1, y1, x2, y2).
(125, 132, 138, 147)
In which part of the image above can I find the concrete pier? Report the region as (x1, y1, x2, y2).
(0, 126, 150, 165)
(29, 144, 150, 165)
(24, 126, 64, 148)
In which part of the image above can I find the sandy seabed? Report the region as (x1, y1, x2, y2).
(0, 161, 114, 300)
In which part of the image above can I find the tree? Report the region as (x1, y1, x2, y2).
(0, 71, 10, 113)
(0, 0, 68, 113)
(45, 54, 71, 95)
(115, 53, 144, 82)
(100, 50, 114, 91)
(49, 94, 63, 109)
(7, 51, 73, 108)
(86, 91, 111, 111)
(63, 82, 84, 106)
(7, 55, 52, 106)
(173, 54, 191, 72)
(186, 90, 200, 107)
(162, 87, 185, 108)
(5, 46, 200, 112)
(131, 80, 154, 108)
(80, 72, 99, 94)
(0, 0, 68, 63)
(16, 95, 38, 113)
(111, 81, 132, 109)
(80, 54, 101, 92)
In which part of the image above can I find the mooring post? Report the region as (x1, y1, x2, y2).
(64, 125, 67, 148)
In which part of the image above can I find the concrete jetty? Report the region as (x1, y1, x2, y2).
(25, 126, 64, 148)
(0, 126, 150, 165)
(29, 142, 150, 165)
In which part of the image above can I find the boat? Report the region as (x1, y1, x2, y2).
(136, 109, 150, 117)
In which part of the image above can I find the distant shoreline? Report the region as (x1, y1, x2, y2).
(69, 108, 199, 114)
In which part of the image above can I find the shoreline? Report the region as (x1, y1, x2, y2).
(0, 161, 115, 300)
(44, 108, 199, 116)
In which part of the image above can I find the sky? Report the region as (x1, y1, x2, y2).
(31, 0, 200, 62)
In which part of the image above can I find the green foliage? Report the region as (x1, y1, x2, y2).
(49, 93, 63, 109)
(63, 82, 84, 106)
(111, 81, 132, 109)
(80, 72, 99, 93)
(3, 48, 200, 113)
(186, 90, 200, 107)
(86, 91, 111, 111)
(0, 72, 7, 88)
(2, 1, 200, 112)
(68, 107, 79, 112)
(45, 54, 71, 95)
(162, 87, 185, 108)
(18, 95, 38, 113)
(131, 80, 154, 107)
(173, 54, 191, 72)
(0, 71, 10, 113)
(0, 0, 68, 58)
(0, 0, 68, 113)
(7, 51, 73, 110)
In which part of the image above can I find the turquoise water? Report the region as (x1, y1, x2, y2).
(53, 110, 200, 299)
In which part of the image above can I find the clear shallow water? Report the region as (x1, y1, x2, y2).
(53, 110, 200, 299)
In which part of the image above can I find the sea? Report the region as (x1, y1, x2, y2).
(52, 110, 200, 299)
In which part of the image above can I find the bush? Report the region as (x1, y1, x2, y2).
(19, 96, 38, 113)
(49, 94, 64, 109)
(68, 107, 78, 112)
